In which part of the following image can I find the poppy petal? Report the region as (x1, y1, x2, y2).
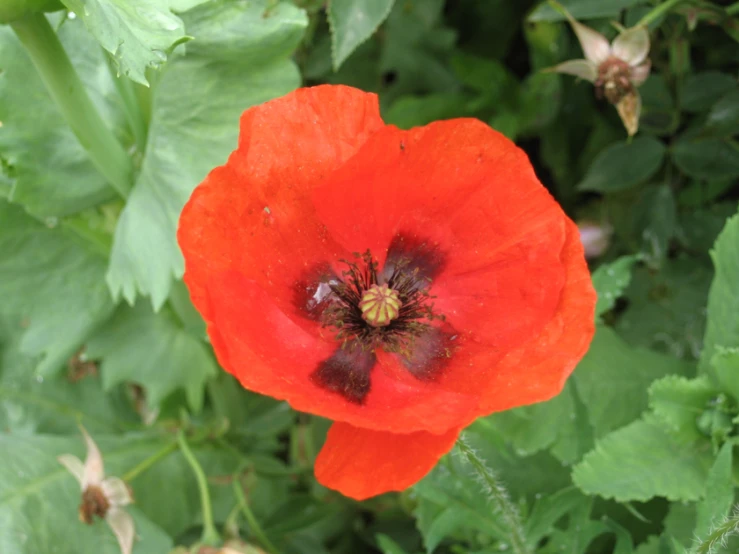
(315, 422, 460, 500)
(475, 218, 596, 413)
(178, 85, 385, 336)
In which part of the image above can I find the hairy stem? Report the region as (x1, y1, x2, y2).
(638, 0, 685, 27)
(121, 441, 178, 483)
(178, 430, 221, 546)
(694, 508, 739, 554)
(10, 13, 133, 198)
(457, 437, 531, 554)
(232, 474, 280, 554)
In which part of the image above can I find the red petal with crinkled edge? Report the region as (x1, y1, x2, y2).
(179, 85, 384, 339)
(315, 422, 460, 500)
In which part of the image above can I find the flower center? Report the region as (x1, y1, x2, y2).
(359, 283, 402, 327)
(596, 57, 633, 104)
(321, 250, 443, 354)
(79, 485, 110, 524)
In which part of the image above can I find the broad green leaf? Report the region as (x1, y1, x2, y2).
(528, 0, 648, 22)
(375, 534, 410, 554)
(572, 417, 712, 502)
(60, 0, 188, 85)
(592, 255, 639, 318)
(680, 71, 737, 113)
(672, 137, 739, 181)
(577, 137, 666, 193)
(0, 434, 173, 554)
(574, 326, 692, 438)
(706, 88, 739, 136)
(0, 19, 121, 216)
(0, 200, 115, 376)
(649, 375, 717, 443)
(86, 302, 216, 410)
(712, 347, 739, 401)
(0, 326, 137, 434)
(701, 212, 739, 372)
(694, 442, 734, 538)
(106, 0, 306, 308)
(616, 258, 712, 360)
(640, 74, 678, 135)
(328, 0, 395, 70)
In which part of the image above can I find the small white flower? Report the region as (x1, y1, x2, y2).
(548, 9, 651, 135)
(58, 426, 135, 554)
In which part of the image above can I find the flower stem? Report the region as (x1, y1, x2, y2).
(103, 51, 148, 155)
(121, 441, 178, 483)
(232, 474, 280, 554)
(178, 429, 221, 546)
(10, 13, 133, 198)
(638, 0, 685, 27)
(457, 437, 531, 554)
(693, 508, 739, 554)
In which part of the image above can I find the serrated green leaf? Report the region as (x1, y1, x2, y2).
(572, 417, 712, 502)
(592, 255, 639, 318)
(106, 0, 306, 308)
(577, 137, 666, 193)
(86, 302, 215, 410)
(528, 0, 648, 22)
(680, 72, 737, 113)
(0, 434, 173, 554)
(672, 137, 739, 181)
(60, 0, 187, 85)
(0, 19, 120, 216)
(649, 375, 717, 443)
(0, 200, 115, 376)
(574, 326, 692, 438)
(695, 442, 734, 538)
(328, 0, 395, 70)
(701, 212, 739, 372)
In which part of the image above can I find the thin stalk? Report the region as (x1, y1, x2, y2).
(10, 13, 133, 198)
(457, 437, 531, 554)
(232, 475, 280, 554)
(178, 430, 221, 546)
(638, 0, 685, 27)
(104, 51, 148, 154)
(121, 441, 178, 483)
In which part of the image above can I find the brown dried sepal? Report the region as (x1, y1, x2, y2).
(79, 485, 110, 524)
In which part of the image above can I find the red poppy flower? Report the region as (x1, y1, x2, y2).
(177, 85, 596, 500)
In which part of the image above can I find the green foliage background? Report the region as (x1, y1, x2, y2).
(0, 0, 738, 553)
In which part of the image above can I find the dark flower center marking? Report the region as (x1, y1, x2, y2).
(596, 58, 633, 104)
(303, 238, 454, 405)
(321, 250, 444, 356)
(79, 485, 110, 524)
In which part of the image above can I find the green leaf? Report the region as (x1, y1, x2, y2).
(701, 212, 739, 372)
(0, 19, 120, 216)
(518, 72, 562, 135)
(649, 375, 717, 443)
(528, 0, 648, 22)
(672, 137, 739, 181)
(375, 534, 410, 554)
(616, 258, 712, 360)
(640, 74, 678, 135)
(694, 442, 734, 538)
(712, 347, 739, 401)
(86, 302, 216, 410)
(106, 0, 306, 308)
(328, 0, 395, 70)
(0, 434, 173, 554)
(0, 326, 137, 435)
(572, 417, 712, 502)
(577, 137, 666, 193)
(680, 71, 737, 113)
(706, 88, 739, 136)
(592, 255, 639, 318)
(574, 326, 692, 438)
(60, 0, 188, 85)
(0, 200, 115, 376)
(384, 92, 477, 129)
(638, 185, 677, 269)
(525, 488, 592, 546)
